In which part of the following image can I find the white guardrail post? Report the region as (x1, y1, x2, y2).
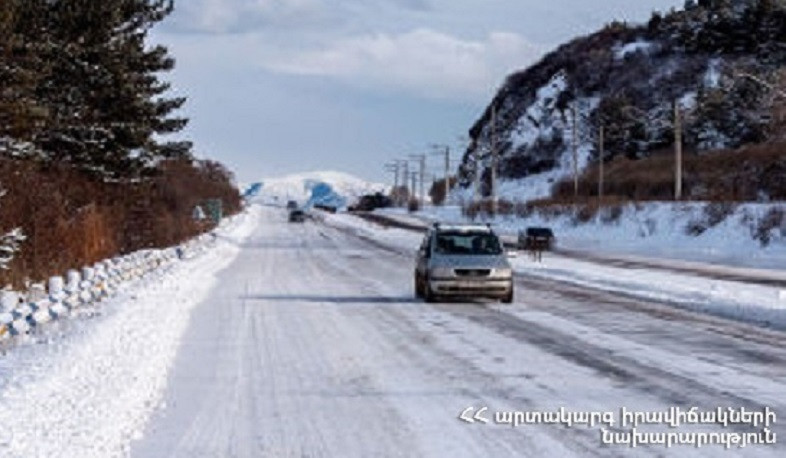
(0, 235, 215, 347)
(0, 245, 185, 346)
(0, 230, 218, 347)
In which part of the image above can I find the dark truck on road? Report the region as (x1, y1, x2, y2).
(288, 209, 306, 223)
(348, 193, 393, 212)
(518, 227, 556, 251)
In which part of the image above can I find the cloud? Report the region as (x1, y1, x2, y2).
(264, 28, 544, 101)
(390, 0, 431, 11)
(168, 0, 325, 33)
(166, 0, 434, 34)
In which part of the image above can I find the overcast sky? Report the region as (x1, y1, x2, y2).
(153, 0, 684, 185)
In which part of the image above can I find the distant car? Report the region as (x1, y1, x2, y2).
(288, 209, 306, 223)
(414, 223, 514, 303)
(518, 227, 555, 251)
(286, 200, 298, 210)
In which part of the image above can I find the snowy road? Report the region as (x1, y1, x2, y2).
(132, 206, 786, 457)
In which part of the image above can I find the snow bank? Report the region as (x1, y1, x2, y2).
(498, 202, 786, 270)
(325, 210, 786, 330)
(387, 202, 786, 271)
(514, 256, 786, 330)
(0, 206, 258, 457)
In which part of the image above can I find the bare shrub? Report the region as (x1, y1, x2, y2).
(462, 202, 479, 221)
(515, 202, 535, 218)
(497, 199, 515, 217)
(460, 199, 517, 219)
(575, 203, 599, 223)
(686, 201, 738, 237)
(685, 219, 708, 236)
(703, 201, 736, 227)
(408, 198, 420, 213)
(600, 205, 624, 224)
(0, 158, 241, 288)
(428, 176, 458, 206)
(550, 143, 786, 202)
(755, 207, 785, 247)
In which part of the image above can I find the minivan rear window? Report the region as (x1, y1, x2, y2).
(435, 232, 502, 256)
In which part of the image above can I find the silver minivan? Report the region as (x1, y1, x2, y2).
(414, 223, 514, 303)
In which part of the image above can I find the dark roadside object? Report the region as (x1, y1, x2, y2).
(314, 204, 337, 213)
(350, 193, 393, 212)
(286, 200, 298, 210)
(288, 209, 307, 223)
(518, 227, 555, 251)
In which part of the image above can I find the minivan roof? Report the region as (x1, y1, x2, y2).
(433, 223, 493, 233)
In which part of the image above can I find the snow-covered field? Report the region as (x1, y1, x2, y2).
(327, 211, 786, 330)
(381, 201, 786, 271)
(0, 206, 258, 458)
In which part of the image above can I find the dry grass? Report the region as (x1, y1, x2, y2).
(552, 143, 786, 202)
(459, 145, 785, 247)
(463, 195, 635, 222)
(0, 158, 241, 288)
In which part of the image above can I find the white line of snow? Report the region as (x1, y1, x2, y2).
(513, 257, 786, 329)
(614, 40, 653, 60)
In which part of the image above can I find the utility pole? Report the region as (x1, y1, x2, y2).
(409, 154, 426, 207)
(397, 159, 407, 205)
(674, 101, 683, 201)
(443, 146, 450, 205)
(419, 155, 426, 206)
(473, 152, 481, 204)
(430, 145, 452, 206)
(410, 170, 417, 203)
(621, 101, 686, 201)
(402, 160, 409, 204)
(598, 124, 604, 202)
(571, 104, 579, 200)
(490, 105, 498, 215)
(384, 162, 399, 196)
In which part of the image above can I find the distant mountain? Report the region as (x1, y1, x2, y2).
(458, 0, 786, 201)
(247, 171, 387, 209)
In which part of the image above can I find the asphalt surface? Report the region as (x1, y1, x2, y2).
(133, 207, 786, 457)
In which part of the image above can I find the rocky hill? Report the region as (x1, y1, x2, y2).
(458, 0, 786, 201)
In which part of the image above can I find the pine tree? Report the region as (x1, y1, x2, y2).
(18, 0, 191, 179)
(755, 0, 786, 63)
(0, 1, 51, 152)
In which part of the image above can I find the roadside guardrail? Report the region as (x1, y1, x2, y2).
(0, 231, 218, 347)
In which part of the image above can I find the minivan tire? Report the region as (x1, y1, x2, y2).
(423, 277, 438, 303)
(501, 289, 514, 304)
